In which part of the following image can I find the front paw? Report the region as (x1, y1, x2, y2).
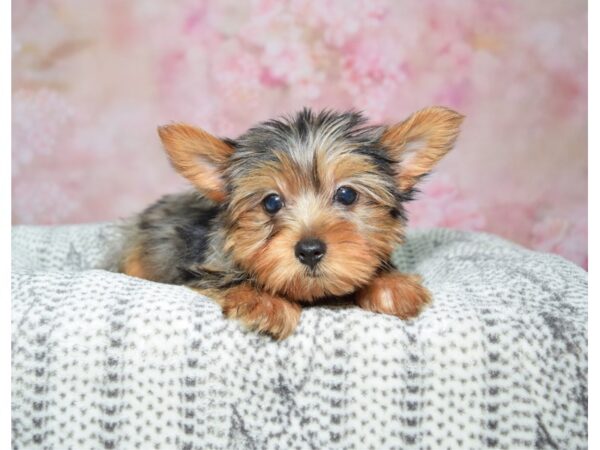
(356, 272, 431, 319)
(219, 284, 301, 340)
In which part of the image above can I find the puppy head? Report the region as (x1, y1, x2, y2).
(158, 107, 463, 300)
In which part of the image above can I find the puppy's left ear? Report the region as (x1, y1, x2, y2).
(158, 123, 234, 202)
(381, 106, 464, 191)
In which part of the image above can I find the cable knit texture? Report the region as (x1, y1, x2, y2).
(12, 223, 587, 449)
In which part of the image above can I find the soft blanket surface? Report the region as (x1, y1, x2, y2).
(12, 223, 587, 449)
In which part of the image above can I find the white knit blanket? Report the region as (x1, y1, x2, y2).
(12, 223, 587, 449)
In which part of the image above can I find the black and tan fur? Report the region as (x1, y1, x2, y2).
(119, 107, 464, 339)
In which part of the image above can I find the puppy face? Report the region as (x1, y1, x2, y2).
(158, 107, 463, 301)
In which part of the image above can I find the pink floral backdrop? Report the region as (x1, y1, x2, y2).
(12, 0, 587, 268)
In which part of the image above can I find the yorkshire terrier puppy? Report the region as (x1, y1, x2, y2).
(119, 107, 463, 339)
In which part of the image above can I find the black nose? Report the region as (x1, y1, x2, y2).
(295, 238, 326, 269)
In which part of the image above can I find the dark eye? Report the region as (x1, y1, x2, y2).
(262, 193, 283, 214)
(334, 186, 358, 206)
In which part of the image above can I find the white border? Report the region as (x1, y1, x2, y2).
(2, 0, 12, 446)
(588, 0, 595, 447)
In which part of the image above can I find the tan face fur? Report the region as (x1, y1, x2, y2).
(224, 148, 402, 300)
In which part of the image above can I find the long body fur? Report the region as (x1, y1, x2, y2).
(120, 191, 246, 289)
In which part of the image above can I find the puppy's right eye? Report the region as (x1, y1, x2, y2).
(262, 193, 283, 214)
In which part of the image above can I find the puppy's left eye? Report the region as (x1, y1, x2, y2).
(334, 186, 358, 206)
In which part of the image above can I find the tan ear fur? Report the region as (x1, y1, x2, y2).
(158, 124, 234, 202)
(381, 106, 464, 191)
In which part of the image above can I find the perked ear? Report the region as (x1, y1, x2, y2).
(158, 124, 234, 202)
(381, 106, 464, 191)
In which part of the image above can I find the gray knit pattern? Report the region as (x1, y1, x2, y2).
(12, 223, 587, 449)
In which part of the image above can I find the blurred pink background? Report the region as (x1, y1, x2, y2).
(12, 0, 587, 268)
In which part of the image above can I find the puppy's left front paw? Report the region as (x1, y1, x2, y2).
(356, 272, 431, 319)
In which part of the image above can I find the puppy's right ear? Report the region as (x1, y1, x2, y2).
(158, 124, 234, 202)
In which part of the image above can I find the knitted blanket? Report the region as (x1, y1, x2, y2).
(12, 223, 588, 449)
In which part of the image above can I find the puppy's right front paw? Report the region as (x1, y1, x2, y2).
(220, 284, 301, 340)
